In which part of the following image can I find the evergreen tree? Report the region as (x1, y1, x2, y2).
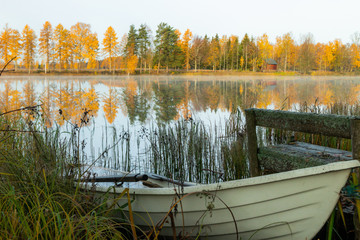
(240, 34, 250, 70)
(138, 24, 151, 72)
(153, 22, 180, 73)
(125, 24, 138, 56)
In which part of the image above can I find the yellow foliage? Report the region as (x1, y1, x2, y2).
(126, 55, 138, 74)
(181, 29, 193, 70)
(39, 21, 53, 70)
(21, 25, 37, 71)
(275, 33, 295, 71)
(53, 24, 72, 70)
(102, 26, 119, 72)
(257, 33, 273, 67)
(350, 43, 360, 69)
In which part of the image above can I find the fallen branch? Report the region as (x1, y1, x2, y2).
(0, 56, 17, 76)
(0, 104, 42, 117)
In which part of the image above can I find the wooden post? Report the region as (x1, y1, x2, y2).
(351, 119, 360, 160)
(245, 109, 260, 176)
(351, 119, 360, 240)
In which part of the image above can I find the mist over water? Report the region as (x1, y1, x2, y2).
(2, 75, 360, 176)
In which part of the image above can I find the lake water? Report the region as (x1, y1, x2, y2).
(2, 75, 360, 178)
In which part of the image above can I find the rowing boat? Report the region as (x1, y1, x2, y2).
(86, 160, 359, 239)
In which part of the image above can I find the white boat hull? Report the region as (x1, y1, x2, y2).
(93, 160, 359, 240)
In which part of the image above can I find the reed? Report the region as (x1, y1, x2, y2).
(141, 111, 249, 184)
(0, 108, 133, 239)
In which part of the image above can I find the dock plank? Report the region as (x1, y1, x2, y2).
(258, 142, 353, 173)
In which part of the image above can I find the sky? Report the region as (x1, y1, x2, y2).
(1, 0, 360, 44)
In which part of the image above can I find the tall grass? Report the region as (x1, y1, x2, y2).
(0, 108, 132, 239)
(142, 110, 248, 184)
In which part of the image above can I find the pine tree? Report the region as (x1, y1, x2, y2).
(153, 22, 180, 73)
(138, 24, 151, 72)
(125, 25, 138, 56)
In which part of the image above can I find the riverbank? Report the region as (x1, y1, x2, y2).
(2, 69, 360, 77)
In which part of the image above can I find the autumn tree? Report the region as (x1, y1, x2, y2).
(102, 26, 119, 73)
(219, 35, 229, 70)
(84, 32, 99, 69)
(53, 24, 72, 70)
(333, 39, 351, 72)
(137, 24, 151, 73)
(127, 55, 138, 74)
(257, 33, 272, 70)
(0, 25, 12, 64)
(181, 29, 192, 71)
(39, 21, 53, 73)
(297, 33, 315, 73)
(241, 35, 258, 71)
(9, 29, 21, 70)
(314, 43, 325, 71)
(228, 35, 239, 70)
(0, 25, 20, 69)
(275, 33, 295, 71)
(71, 22, 92, 71)
(207, 35, 220, 71)
(21, 25, 37, 73)
(70, 23, 99, 70)
(191, 36, 208, 71)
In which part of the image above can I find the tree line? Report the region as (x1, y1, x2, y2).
(1, 21, 360, 74)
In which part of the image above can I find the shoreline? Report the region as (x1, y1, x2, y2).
(2, 69, 360, 77)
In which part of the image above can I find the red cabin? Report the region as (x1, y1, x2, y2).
(264, 58, 277, 71)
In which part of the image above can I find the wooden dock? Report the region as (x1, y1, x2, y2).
(245, 108, 360, 176)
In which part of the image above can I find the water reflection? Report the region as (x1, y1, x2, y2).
(1, 75, 360, 173)
(2, 76, 360, 126)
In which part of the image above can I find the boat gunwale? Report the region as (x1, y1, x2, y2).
(91, 160, 360, 195)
